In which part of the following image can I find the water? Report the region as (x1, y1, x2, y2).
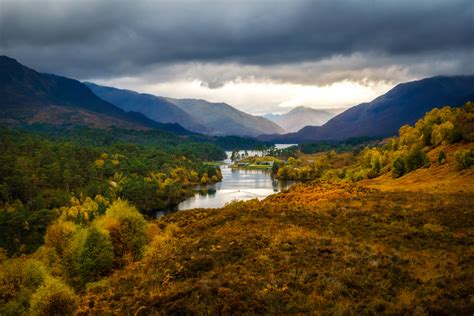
(176, 165, 295, 210)
(167, 144, 297, 213)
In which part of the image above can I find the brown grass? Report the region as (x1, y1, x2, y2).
(77, 169, 474, 314)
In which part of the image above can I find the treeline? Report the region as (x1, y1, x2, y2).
(24, 123, 274, 151)
(298, 137, 380, 154)
(274, 103, 474, 181)
(0, 125, 224, 255)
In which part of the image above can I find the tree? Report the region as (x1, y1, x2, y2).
(454, 149, 474, 170)
(392, 156, 406, 178)
(29, 277, 78, 316)
(63, 227, 114, 288)
(45, 220, 77, 257)
(100, 200, 149, 267)
(405, 147, 429, 172)
(438, 151, 447, 164)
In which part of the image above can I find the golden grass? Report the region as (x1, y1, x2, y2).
(77, 168, 474, 314)
(361, 143, 474, 194)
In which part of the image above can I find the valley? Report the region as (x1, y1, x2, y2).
(1, 35, 473, 315)
(1, 101, 472, 314)
(2, 1, 473, 313)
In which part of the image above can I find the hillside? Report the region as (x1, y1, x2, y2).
(76, 145, 473, 314)
(0, 56, 189, 133)
(264, 106, 345, 132)
(167, 98, 285, 137)
(75, 105, 474, 314)
(85, 83, 213, 134)
(1, 104, 472, 315)
(260, 76, 474, 143)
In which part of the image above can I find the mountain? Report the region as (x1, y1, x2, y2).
(0, 56, 189, 134)
(164, 98, 285, 137)
(259, 76, 474, 143)
(264, 106, 346, 132)
(85, 83, 284, 137)
(85, 83, 212, 134)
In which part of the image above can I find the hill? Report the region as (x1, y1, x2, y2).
(166, 98, 285, 137)
(264, 106, 345, 132)
(85, 83, 212, 134)
(76, 104, 474, 314)
(259, 76, 474, 143)
(0, 56, 189, 134)
(77, 123, 473, 314)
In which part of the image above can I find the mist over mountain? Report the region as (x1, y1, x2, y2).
(0, 56, 190, 134)
(259, 75, 474, 143)
(264, 106, 346, 132)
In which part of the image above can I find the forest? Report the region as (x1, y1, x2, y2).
(0, 125, 226, 256)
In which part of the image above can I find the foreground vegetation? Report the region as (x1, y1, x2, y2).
(0, 104, 473, 314)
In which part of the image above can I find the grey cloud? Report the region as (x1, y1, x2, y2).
(1, 0, 472, 82)
(89, 50, 474, 90)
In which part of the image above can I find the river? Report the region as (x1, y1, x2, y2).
(156, 145, 297, 217)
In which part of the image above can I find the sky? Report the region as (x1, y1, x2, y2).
(1, 0, 473, 115)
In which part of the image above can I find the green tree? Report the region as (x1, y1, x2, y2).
(405, 147, 429, 172)
(438, 151, 447, 164)
(392, 156, 406, 178)
(454, 149, 474, 170)
(100, 200, 149, 267)
(63, 227, 114, 288)
(29, 277, 78, 316)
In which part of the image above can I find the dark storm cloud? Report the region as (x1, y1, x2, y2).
(0, 0, 472, 81)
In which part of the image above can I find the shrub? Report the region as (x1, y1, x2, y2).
(99, 199, 149, 267)
(44, 220, 77, 257)
(0, 259, 48, 315)
(63, 227, 114, 288)
(454, 149, 474, 170)
(392, 156, 406, 178)
(21, 260, 48, 289)
(29, 277, 78, 315)
(438, 151, 447, 164)
(405, 147, 429, 172)
(0, 260, 25, 306)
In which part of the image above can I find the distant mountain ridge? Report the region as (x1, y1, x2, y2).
(264, 106, 346, 132)
(86, 81, 284, 137)
(166, 98, 285, 137)
(259, 75, 474, 143)
(84, 83, 212, 134)
(0, 56, 190, 134)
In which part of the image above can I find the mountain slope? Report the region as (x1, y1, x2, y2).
(259, 76, 474, 143)
(0, 56, 189, 133)
(264, 106, 345, 132)
(167, 98, 285, 137)
(85, 83, 212, 134)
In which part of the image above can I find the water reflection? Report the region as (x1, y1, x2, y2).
(177, 166, 295, 211)
(157, 145, 297, 217)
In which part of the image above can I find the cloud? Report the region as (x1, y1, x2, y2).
(1, 0, 472, 113)
(1, 0, 472, 80)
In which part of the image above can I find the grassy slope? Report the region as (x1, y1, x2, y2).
(361, 143, 474, 194)
(78, 146, 473, 314)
